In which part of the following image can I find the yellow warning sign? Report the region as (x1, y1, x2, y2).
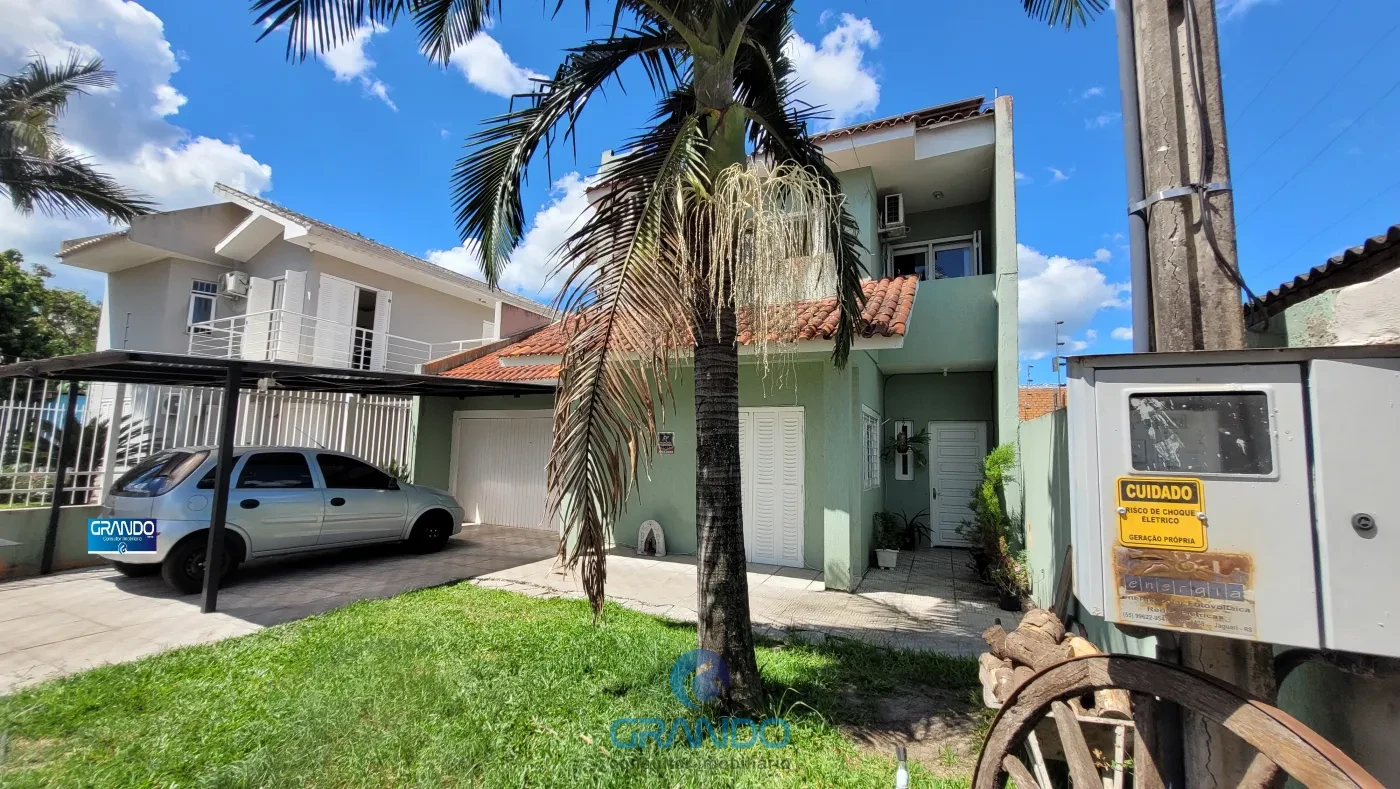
(1115, 476, 1207, 552)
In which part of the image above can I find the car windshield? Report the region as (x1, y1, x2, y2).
(111, 450, 210, 498)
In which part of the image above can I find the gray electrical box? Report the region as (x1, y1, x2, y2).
(1068, 346, 1400, 658)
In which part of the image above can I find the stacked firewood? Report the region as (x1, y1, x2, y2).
(978, 608, 1131, 719)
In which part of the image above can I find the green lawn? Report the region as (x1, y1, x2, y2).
(0, 583, 979, 788)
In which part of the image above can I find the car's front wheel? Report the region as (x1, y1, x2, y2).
(161, 535, 239, 595)
(111, 560, 160, 578)
(406, 511, 454, 553)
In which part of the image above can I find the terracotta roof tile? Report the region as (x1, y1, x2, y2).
(811, 96, 990, 142)
(1019, 386, 1066, 421)
(440, 347, 559, 383)
(495, 276, 918, 358)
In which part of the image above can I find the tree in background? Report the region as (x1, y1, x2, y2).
(0, 249, 100, 360)
(0, 53, 152, 222)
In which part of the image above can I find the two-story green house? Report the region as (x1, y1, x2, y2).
(413, 95, 1020, 591)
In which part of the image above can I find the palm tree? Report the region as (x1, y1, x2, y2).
(252, 0, 1100, 711)
(0, 53, 153, 222)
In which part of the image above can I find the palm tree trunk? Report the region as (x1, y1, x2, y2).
(692, 290, 763, 712)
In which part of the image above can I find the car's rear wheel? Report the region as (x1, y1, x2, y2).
(161, 535, 239, 595)
(111, 560, 160, 578)
(407, 511, 454, 553)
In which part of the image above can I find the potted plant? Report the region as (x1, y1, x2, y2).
(872, 512, 903, 569)
(990, 551, 1030, 612)
(881, 427, 930, 469)
(886, 508, 931, 550)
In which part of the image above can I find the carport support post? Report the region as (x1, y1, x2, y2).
(201, 361, 242, 614)
(40, 381, 81, 575)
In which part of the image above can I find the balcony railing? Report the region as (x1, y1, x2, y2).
(188, 309, 490, 373)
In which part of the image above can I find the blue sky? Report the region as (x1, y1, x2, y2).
(2, 0, 1397, 369)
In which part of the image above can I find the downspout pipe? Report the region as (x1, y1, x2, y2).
(1117, 0, 1152, 353)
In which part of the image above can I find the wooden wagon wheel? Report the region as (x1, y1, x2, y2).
(971, 654, 1382, 789)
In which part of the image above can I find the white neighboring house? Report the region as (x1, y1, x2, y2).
(54, 184, 552, 474)
(60, 183, 551, 367)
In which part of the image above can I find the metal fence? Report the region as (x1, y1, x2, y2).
(1, 375, 417, 508)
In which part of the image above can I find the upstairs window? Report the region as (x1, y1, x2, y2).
(888, 233, 981, 281)
(188, 279, 218, 331)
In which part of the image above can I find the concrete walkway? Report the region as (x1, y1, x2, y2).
(2, 524, 1018, 695)
(477, 545, 1020, 655)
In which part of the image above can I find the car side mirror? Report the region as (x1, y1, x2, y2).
(387, 479, 400, 491)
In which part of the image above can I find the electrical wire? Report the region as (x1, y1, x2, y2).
(1235, 19, 1399, 176)
(1181, 0, 1263, 309)
(1228, 0, 1343, 125)
(1247, 175, 1400, 287)
(1239, 75, 1400, 224)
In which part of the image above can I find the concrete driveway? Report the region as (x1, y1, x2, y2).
(0, 524, 556, 694)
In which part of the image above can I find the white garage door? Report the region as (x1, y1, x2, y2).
(451, 411, 555, 531)
(739, 407, 804, 567)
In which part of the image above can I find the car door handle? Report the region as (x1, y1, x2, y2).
(239, 499, 260, 509)
(330, 497, 346, 506)
(931, 488, 937, 500)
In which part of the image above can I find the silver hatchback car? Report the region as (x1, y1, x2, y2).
(97, 447, 465, 593)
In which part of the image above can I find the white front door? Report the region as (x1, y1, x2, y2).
(451, 411, 555, 531)
(739, 407, 804, 567)
(927, 421, 988, 546)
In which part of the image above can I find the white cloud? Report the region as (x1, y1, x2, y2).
(0, 0, 274, 297)
(1085, 112, 1121, 129)
(1111, 326, 1134, 341)
(783, 13, 881, 129)
(319, 23, 397, 110)
(1081, 86, 1104, 99)
(152, 83, 186, 116)
(426, 172, 594, 300)
(1015, 170, 1031, 183)
(1018, 243, 1130, 360)
(1217, 0, 1276, 21)
(450, 33, 545, 98)
(1048, 167, 1072, 182)
(1094, 247, 1112, 263)
(1084, 329, 1098, 342)
(440, 128, 450, 139)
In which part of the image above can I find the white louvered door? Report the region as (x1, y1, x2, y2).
(739, 407, 804, 567)
(240, 277, 275, 361)
(451, 411, 556, 531)
(313, 274, 355, 367)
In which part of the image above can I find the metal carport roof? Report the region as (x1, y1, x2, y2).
(0, 351, 555, 614)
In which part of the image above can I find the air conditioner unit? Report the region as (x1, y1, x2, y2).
(878, 193, 905, 234)
(219, 271, 250, 298)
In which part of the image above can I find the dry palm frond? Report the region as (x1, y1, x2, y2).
(687, 162, 844, 379)
(544, 103, 705, 615)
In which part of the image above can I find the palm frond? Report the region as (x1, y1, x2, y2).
(731, 0, 865, 367)
(1021, 0, 1107, 28)
(0, 52, 112, 116)
(1, 148, 154, 222)
(545, 97, 707, 615)
(452, 25, 682, 287)
(252, 0, 513, 63)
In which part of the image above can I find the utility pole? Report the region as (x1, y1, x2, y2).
(1117, 0, 1266, 785)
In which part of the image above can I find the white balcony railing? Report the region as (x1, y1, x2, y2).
(188, 309, 490, 373)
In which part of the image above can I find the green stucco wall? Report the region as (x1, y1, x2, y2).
(876, 275, 998, 372)
(0, 504, 105, 579)
(880, 372, 995, 519)
(838, 167, 880, 276)
(1246, 291, 1337, 349)
(901, 202, 994, 270)
(854, 352, 884, 579)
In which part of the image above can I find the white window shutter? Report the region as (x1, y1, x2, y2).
(277, 270, 307, 361)
(313, 275, 355, 367)
(240, 277, 275, 361)
(370, 290, 392, 371)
